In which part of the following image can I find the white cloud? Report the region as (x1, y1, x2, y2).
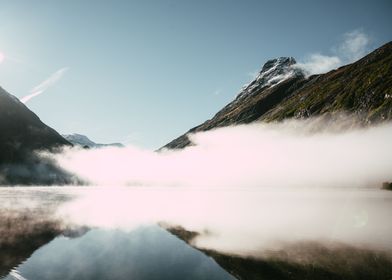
(213, 89, 222, 96)
(338, 29, 370, 61)
(295, 54, 341, 76)
(20, 67, 69, 103)
(296, 30, 371, 76)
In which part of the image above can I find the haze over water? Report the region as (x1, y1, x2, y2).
(1, 119, 392, 279)
(1, 184, 392, 279)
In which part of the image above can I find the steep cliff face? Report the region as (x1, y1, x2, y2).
(0, 88, 77, 185)
(163, 41, 392, 150)
(0, 87, 70, 163)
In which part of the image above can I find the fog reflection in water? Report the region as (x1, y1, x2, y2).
(1, 186, 392, 280)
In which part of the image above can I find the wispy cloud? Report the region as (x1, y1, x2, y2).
(20, 67, 69, 103)
(213, 89, 222, 96)
(296, 30, 371, 76)
(338, 29, 370, 61)
(295, 54, 341, 75)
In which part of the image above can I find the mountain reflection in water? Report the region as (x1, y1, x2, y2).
(1, 226, 233, 280)
(1, 186, 392, 280)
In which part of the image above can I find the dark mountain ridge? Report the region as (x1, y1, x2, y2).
(163, 41, 392, 149)
(0, 87, 78, 185)
(0, 87, 71, 163)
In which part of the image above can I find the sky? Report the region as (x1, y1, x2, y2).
(0, 0, 391, 149)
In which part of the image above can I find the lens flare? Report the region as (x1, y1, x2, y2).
(0, 52, 5, 64)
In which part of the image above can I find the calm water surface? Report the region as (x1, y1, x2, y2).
(1, 186, 392, 280)
(1, 226, 232, 280)
(0, 187, 235, 280)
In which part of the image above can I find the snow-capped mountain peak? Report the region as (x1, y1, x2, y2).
(236, 57, 304, 101)
(62, 133, 124, 148)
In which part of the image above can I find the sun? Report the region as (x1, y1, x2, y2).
(0, 52, 5, 64)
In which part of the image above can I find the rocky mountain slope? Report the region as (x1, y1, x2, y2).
(0, 87, 71, 163)
(163, 41, 392, 149)
(0, 87, 78, 185)
(62, 133, 124, 148)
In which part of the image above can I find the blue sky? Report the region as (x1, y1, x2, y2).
(0, 0, 391, 149)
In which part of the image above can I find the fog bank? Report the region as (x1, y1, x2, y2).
(45, 117, 392, 256)
(52, 118, 392, 189)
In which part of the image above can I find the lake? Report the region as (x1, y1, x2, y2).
(1, 186, 392, 279)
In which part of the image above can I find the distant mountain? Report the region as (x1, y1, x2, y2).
(163, 41, 392, 149)
(62, 133, 124, 148)
(0, 87, 71, 163)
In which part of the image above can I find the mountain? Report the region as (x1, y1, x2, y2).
(163, 41, 392, 149)
(0, 87, 71, 163)
(62, 133, 124, 149)
(0, 87, 79, 185)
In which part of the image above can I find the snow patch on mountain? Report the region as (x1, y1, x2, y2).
(235, 57, 304, 102)
(62, 133, 124, 149)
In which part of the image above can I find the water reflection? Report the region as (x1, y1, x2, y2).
(0, 187, 233, 279)
(1, 186, 392, 280)
(1, 226, 233, 280)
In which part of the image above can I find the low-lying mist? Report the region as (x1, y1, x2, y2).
(52, 117, 392, 189)
(56, 186, 392, 255)
(43, 117, 392, 256)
